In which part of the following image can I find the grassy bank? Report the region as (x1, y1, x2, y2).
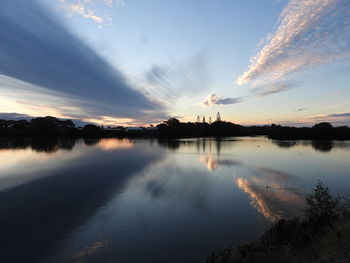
(206, 181, 350, 263)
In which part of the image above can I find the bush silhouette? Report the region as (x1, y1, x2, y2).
(305, 180, 339, 225)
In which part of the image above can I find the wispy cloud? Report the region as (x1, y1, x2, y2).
(0, 112, 89, 127)
(0, 0, 166, 123)
(283, 112, 350, 127)
(236, 0, 350, 96)
(144, 52, 210, 103)
(66, 3, 104, 23)
(201, 82, 292, 107)
(202, 94, 243, 106)
(327, 113, 350, 118)
(0, 113, 32, 121)
(294, 108, 307, 112)
(59, 0, 125, 25)
(252, 82, 294, 98)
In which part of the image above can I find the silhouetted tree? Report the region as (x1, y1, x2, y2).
(305, 180, 339, 225)
(61, 120, 75, 128)
(312, 122, 333, 129)
(166, 118, 180, 127)
(83, 124, 102, 137)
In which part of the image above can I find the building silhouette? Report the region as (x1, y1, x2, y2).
(216, 112, 221, 122)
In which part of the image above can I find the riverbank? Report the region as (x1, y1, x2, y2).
(206, 219, 350, 263)
(1, 116, 350, 140)
(205, 182, 350, 263)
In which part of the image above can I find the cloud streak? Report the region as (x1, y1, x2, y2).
(144, 52, 210, 103)
(236, 0, 350, 91)
(202, 94, 243, 106)
(0, 0, 164, 122)
(65, 3, 104, 24)
(60, 0, 125, 25)
(327, 113, 350, 118)
(252, 82, 294, 98)
(0, 113, 32, 121)
(295, 108, 307, 112)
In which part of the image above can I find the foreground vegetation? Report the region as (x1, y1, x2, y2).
(206, 181, 350, 263)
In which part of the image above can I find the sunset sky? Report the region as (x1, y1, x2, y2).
(1, 0, 350, 126)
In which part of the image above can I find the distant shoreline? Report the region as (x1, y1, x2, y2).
(1, 116, 350, 140)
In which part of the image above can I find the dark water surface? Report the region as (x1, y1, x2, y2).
(0, 137, 349, 263)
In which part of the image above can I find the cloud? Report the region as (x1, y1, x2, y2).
(60, 0, 125, 25)
(308, 112, 350, 120)
(280, 111, 350, 127)
(115, 0, 126, 7)
(202, 94, 243, 106)
(0, 0, 165, 122)
(0, 113, 32, 121)
(294, 108, 307, 112)
(327, 113, 350, 118)
(144, 52, 210, 103)
(0, 112, 89, 127)
(202, 82, 292, 107)
(309, 112, 350, 126)
(66, 3, 104, 23)
(236, 0, 350, 94)
(252, 82, 295, 98)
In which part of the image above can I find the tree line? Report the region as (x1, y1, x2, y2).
(156, 118, 350, 139)
(1, 116, 349, 139)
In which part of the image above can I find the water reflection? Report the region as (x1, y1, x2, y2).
(235, 177, 304, 221)
(195, 145, 305, 221)
(83, 138, 100, 147)
(98, 138, 133, 151)
(0, 142, 84, 192)
(199, 153, 241, 171)
(0, 138, 76, 153)
(311, 140, 334, 152)
(141, 164, 212, 212)
(199, 153, 219, 171)
(271, 139, 350, 153)
(0, 140, 162, 263)
(235, 166, 304, 222)
(70, 241, 107, 262)
(157, 139, 181, 150)
(0, 137, 349, 263)
(0, 138, 135, 153)
(272, 140, 297, 149)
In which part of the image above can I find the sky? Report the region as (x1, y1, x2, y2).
(0, 0, 350, 126)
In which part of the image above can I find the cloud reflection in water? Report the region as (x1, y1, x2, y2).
(235, 167, 304, 222)
(199, 153, 242, 171)
(196, 149, 304, 222)
(98, 138, 133, 151)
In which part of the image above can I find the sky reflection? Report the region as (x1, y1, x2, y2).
(235, 175, 304, 222)
(98, 138, 133, 151)
(0, 137, 349, 263)
(0, 139, 163, 263)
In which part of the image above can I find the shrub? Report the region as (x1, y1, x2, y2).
(305, 180, 339, 225)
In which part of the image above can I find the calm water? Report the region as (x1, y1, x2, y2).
(0, 137, 349, 263)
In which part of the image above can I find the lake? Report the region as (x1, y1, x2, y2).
(0, 137, 349, 263)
